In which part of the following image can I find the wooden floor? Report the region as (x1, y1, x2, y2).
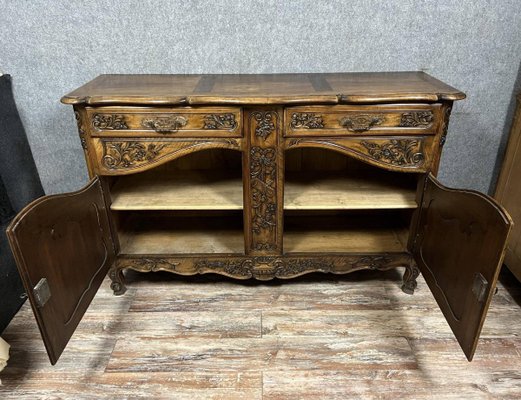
(1, 268, 521, 399)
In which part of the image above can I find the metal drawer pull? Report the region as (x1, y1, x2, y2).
(141, 116, 188, 133)
(339, 114, 384, 132)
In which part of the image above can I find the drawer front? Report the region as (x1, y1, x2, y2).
(91, 138, 242, 175)
(285, 104, 441, 137)
(86, 107, 242, 138)
(285, 136, 434, 172)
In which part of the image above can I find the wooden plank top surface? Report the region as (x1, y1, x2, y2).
(61, 72, 465, 106)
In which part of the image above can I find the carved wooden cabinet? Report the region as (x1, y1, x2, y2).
(6, 73, 512, 365)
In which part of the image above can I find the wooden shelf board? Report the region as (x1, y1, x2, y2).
(110, 170, 417, 211)
(111, 171, 243, 211)
(118, 214, 409, 255)
(285, 172, 417, 210)
(118, 215, 245, 254)
(284, 215, 409, 253)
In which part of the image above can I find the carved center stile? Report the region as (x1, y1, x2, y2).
(250, 146, 277, 251)
(248, 110, 280, 252)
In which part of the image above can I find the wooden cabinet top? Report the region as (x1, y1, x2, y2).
(61, 72, 465, 106)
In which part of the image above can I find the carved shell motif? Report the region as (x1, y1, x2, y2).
(194, 257, 334, 279)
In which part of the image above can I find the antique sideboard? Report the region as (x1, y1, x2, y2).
(6, 73, 512, 365)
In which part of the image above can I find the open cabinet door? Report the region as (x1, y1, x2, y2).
(411, 174, 512, 361)
(6, 177, 116, 364)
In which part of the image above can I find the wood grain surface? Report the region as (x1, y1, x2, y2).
(61, 72, 465, 105)
(1, 269, 520, 399)
(495, 93, 521, 281)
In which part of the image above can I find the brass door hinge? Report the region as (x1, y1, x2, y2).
(472, 273, 488, 303)
(33, 278, 51, 308)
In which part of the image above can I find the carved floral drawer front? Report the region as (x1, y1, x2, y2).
(86, 107, 242, 138)
(285, 136, 432, 172)
(92, 137, 242, 175)
(284, 104, 441, 137)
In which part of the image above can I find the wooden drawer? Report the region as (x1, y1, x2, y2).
(86, 106, 242, 137)
(284, 104, 442, 137)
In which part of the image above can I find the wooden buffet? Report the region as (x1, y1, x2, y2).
(6, 72, 512, 364)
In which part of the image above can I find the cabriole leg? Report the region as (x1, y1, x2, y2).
(401, 261, 419, 295)
(108, 265, 127, 296)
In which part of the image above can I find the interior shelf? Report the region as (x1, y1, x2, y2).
(285, 171, 417, 210)
(117, 212, 244, 254)
(110, 170, 417, 211)
(111, 171, 243, 211)
(284, 212, 410, 253)
(117, 211, 410, 255)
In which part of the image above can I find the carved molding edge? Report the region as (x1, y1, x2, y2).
(290, 112, 324, 129)
(361, 139, 425, 167)
(252, 111, 276, 140)
(115, 254, 413, 281)
(74, 111, 88, 150)
(92, 114, 128, 130)
(123, 258, 180, 273)
(203, 113, 238, 130)
(250, 146, 277, 251)
(439, 106, 453, 147)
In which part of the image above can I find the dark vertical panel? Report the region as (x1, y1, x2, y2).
(0, 75, 45, 332)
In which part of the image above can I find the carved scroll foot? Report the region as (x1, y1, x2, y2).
(401, 262, 419, 295)
(108, 266, 127, 296)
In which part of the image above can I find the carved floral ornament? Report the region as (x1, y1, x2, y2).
(92, 114, 128, 130)
(74, 111, 88, 150)
(195, 257, 333, 279)
(361, 139, 424, 166)
(250, 146, 277, 251)
(114, 254, 411, 281)
(439, 106, 453, 147)
(252, 111, 276, 140)
(102, 141, 165, 169)
(399, 111, 434, 127)
(290, 112, 325, 129)
(203, 113, 238, 130)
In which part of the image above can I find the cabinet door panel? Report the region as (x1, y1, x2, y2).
(411, 174, 511, 360)
(6, 177, 115, 364)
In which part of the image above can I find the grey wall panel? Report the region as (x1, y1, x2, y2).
(0, 0, 520, 194)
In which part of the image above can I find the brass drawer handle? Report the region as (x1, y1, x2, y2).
(141, 116, 188, 133)
(339, 114, 384, 132)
